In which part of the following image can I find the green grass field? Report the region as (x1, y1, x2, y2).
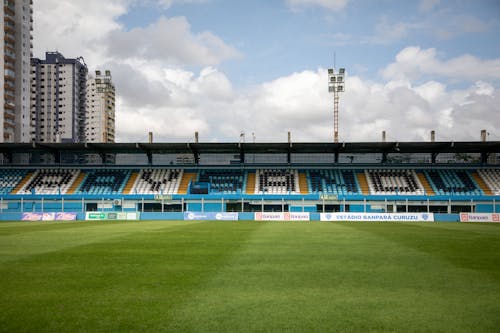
(0, 221, 499, 332)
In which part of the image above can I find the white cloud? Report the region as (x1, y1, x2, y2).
(286, 0, 349, 12)
(382, 46, 500, 81)
(115, 63, 499, 143)
(105, 16, 240, 66)
(33, 0, 128, 64)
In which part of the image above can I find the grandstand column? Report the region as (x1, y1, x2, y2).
(481, 152, 489, 164)
(431, 152, 437, 164)
(147, 151, 152, 165)
(99, 153, 106, 164)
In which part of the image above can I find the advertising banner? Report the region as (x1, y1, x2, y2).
(460, 213, 500, 223)
(55, 212, 77, 220)
(21, 213, 44, 221)
(85, 212, 140, 221)
(184, 212, 239, 221)
(22, 212, 77, 221)
(320, 212, 434, 222)
(254, 212, 310, 221)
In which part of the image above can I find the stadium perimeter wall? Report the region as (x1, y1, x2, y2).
(0, 212, 462, 222)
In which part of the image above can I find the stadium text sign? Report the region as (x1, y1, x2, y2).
(254, 212, 310, 221)
(320, 213, 434, 222)
(85, 212, 140, 221)
(460, 213, 500, 223)
(184, 212, 238, 221)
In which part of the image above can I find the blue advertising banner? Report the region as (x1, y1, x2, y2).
(184, 212, 239, 221)
(320, 212, 434, 222)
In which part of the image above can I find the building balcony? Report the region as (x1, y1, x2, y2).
(4, 102, 15, 111)
(4, 113, 15, 121)
(4, 35, 16, 46)
(4, 5, 15, 17)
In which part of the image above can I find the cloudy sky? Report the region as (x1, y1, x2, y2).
(34, 0, 500, 142)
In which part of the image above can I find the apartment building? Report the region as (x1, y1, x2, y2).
(86, 70, 115, 143)
(30, 52, 88, 143)
(1, 0, 33, 142)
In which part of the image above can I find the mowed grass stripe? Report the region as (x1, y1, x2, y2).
(0, 221, 264, 332)
(0, 221, 499, 332)
(0, 220, 194, 263)
(343, 222, 500, 279)
(163, 222, 500, 332)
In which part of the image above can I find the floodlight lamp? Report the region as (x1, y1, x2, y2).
(337, 86, 343, 92)
(339, 68, 345, 74)
(328, 68, 333, 74)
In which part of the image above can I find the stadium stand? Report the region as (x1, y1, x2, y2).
(365, 169, 424, 195)
(423, 169, 482, 196)
(477, 169, 500, 195)
(256, 169, 299, 194)
(198, 169, 244, 194)
(17, 169, 79, 195)
(76, 169, 131, 194)
(0, 169, 28, 195)
(131, 169, 182, 194)
(307, 169, 359, 195)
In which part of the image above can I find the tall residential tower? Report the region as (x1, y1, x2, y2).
(86, 70, 115, 143)
(30, 52, 88, 143)
(1, 0, 33, 142)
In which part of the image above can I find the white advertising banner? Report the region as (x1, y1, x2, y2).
(460, 213, 500, 223)
(254, 212, 310, 221)
(320, 212, 434, 222)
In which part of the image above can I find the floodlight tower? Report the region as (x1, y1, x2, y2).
(328, 67, 345, 143)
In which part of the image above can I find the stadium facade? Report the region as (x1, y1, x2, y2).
(0, 140, 499, 222)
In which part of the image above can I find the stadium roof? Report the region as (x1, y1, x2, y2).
(0, 141, 498, 155)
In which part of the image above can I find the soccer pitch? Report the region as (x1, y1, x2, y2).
(0, 221, 499, 332)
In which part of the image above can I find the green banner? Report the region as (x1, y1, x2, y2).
(86, 212, 140, 221)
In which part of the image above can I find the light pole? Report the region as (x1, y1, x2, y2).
(328, 67, 345, 143)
